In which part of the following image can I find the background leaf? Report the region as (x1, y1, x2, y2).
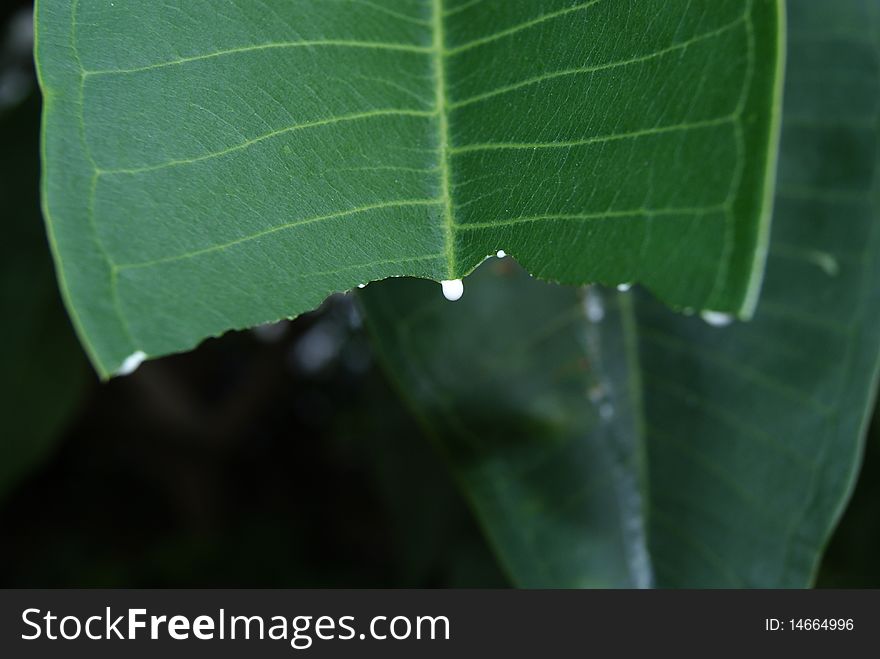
(362, 264, 650, 587)
(361, 0, 880, 587)
(36, 0, 781, 376)
(640, 0, 880, 587)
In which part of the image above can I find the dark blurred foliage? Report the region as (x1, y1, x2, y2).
(817, 421, 880, 588)
(0, 1, 876, 588)
(0, 304, 506, 587)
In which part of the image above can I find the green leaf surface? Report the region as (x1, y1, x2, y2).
(1, 93, 88, 501)
(36, 0, 782, 376)
(361, 0, 880, 587)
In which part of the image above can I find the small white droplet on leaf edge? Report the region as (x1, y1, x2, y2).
(700, 310, 734, 327)
(117, 350, 147, 376)
(441, 279, 464, 301)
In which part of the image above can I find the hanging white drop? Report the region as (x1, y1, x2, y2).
(441, 279, 464, 301)
(700, 310, 734, 327)
(496, 250, 507, 258)
(117, 350, 147, 376)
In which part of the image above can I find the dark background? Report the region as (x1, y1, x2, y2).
(1, 1, 877, 588)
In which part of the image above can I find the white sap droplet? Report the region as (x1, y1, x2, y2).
(357, 283, 367, 289)
(616, 283, 633, 292)
(117, 350, 147, 376)
(441, 279, 464, 301)
(700, 310, 734, 327)
(583, 289, 604, 323)
(496, 250, 507, 258)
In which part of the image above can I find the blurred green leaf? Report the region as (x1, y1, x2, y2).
(35, 0, 781, 376)
(362, 266, 650, 587)
(361, 0, 880, 587)
(640, 0, 880, 587)
(0, 94, 88, 501)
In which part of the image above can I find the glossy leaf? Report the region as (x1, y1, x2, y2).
(361, 0, 880, 587)
(36, 0, 782, 376)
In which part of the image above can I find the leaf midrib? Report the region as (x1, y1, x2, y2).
(431, 0, 456, 279)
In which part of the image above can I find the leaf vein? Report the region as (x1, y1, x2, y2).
(450, 115, 737, 154)
(445, 0, 603, 56)
(97, 109, 436, 176)
(450, 15, 746, 109)
(82, 40, 432, 77)
(114, 199, 444, 270)
(453, 204, 727, 231)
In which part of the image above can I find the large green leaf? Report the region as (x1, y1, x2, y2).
(36, 0, 782, 376)
(361, 0, 880, 587)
